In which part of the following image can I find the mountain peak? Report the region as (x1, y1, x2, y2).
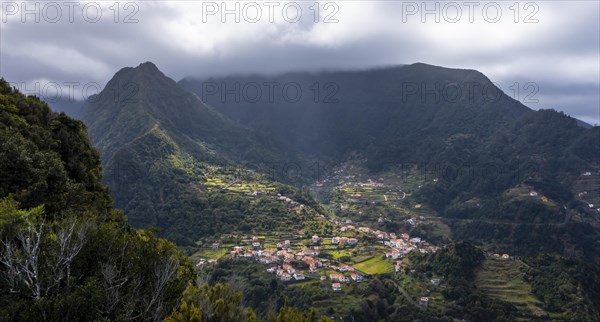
(404, 62, 486, 79)
(136, 61, 161, 73)
(109, 61, 165, 82)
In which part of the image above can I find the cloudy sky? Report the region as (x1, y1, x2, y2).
(1, 0, 598, 124)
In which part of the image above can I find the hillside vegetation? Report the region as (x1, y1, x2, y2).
(0, 79, 194, 320)
(182, 63, 600, 261)
(0, 80, 334, 322)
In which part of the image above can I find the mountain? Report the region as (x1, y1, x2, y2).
(179, 63, 530, 164)
(47, 97, 86, 119)
(181, 63, 600, 259)
(82, 61, 599, 259)
(576, 118, 594, 129)
(84, 62, 289, 167)
(82, 62, 321, 245)
(26, 61, 600, 320)
(0, 78, 331, 322)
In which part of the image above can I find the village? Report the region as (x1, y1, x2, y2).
(222, 214, 441, 293)
(197, 171, 515, 308)
(196, 172, 444, 294)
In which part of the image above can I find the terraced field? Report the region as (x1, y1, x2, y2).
(204, 176, 277, 193)
(475, 257, 548, 319)
(293, 280, 362, 318)
(572, 166, 600, 219)
(190, 248, 228, 262)
(353, 255, 394, 274)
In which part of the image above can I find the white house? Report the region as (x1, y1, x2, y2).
(303, 248, 320, 256)
(332, 283, 342, 291)
(351, 273, 363, 282)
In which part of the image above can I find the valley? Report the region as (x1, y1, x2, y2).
(3, 62, 598, 321)
(188, 157, 600, 320)
(3, 0, 599, 319)
(90, 62, 599, 321)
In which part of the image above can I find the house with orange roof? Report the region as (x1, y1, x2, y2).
(282, 264, 296, 274)
(350, 273, 363, 281)
(332, 283, 342, 291)
(329, 273, 349, 282)
(386, 249, 401, 260)
(303, 248, 320, 256)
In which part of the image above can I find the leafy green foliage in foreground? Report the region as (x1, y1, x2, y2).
(0, 79, 195, 320)
(0, 79, 336, 322)
(0, 199, 194, 321)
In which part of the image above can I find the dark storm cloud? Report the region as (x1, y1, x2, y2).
(1, 0, 598, 124)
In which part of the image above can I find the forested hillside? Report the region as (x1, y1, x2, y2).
(0, 79, 336, 322)
(0, 79, 194, 320)
(182, 63, 600, 261)
(81, 62, 324, 245)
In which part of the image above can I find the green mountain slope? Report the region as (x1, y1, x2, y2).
(180, 63, 530, 163)
(181, 63, 600, 260)
(81, 61, 599, 259)
(27, 59, 599, 321)
(83, 62, 321, 244)
(0, 78, 334, 322)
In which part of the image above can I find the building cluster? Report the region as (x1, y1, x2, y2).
(331, 216, 439, 264)
(230, 240, 328, 280)
(335, 179, 385, 191)
(492, 253, 511, 259)
(232, 245, 324, 279)
(244, 190, 269, 197)
(330, 236, 358, 246)
(223, 204, 441, 293)
(384, 233, 438, 260)
(340, 225, 355, 232)
(325, 267, 364, 291)
(229, 234, 369, 293)
(395, 260, 402, 273)
(405, 217, 425, 226)
(277, 194, 304, 208)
